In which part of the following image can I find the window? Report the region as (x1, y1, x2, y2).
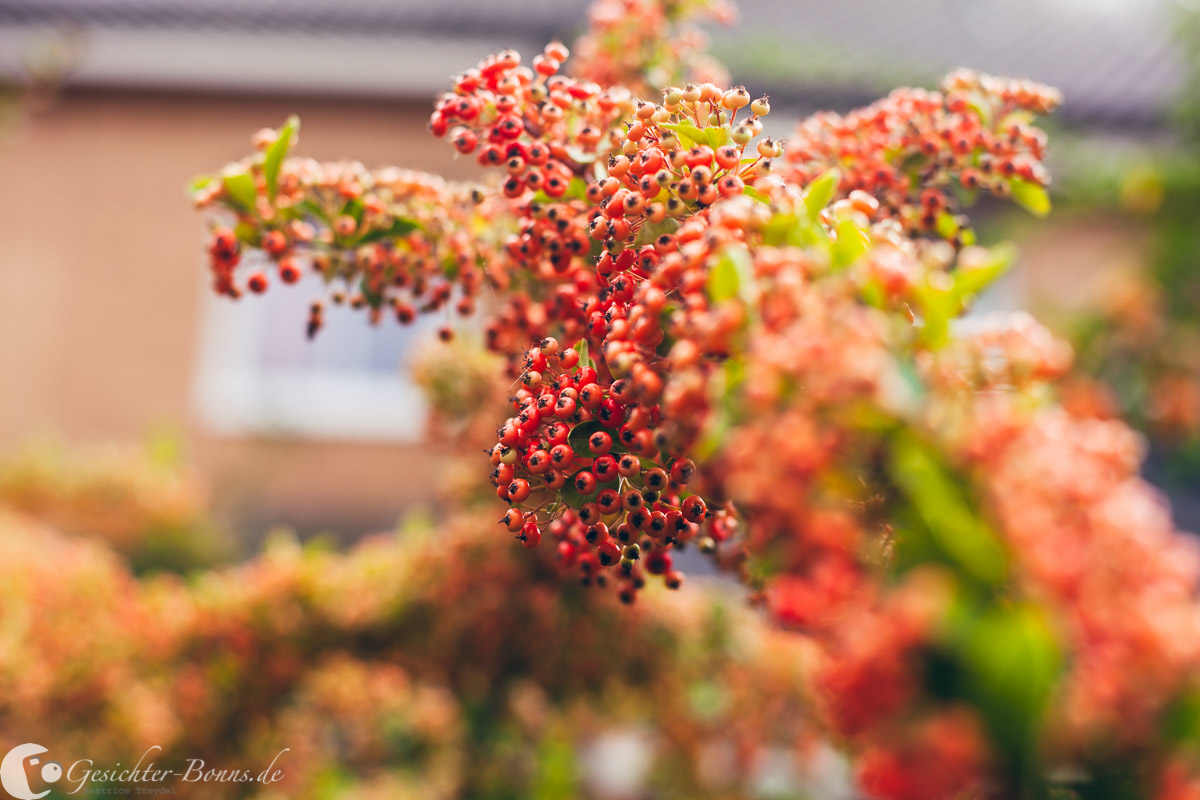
(192, 269, 438, 441)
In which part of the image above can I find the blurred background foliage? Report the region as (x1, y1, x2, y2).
(1018, 5, 1200, 487)
(0, 448, 830, 800)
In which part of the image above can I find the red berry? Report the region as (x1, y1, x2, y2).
(520, 521, 542, 549)
(278, 258, 301, 284)
(555, 395, 578, 419)
(549, 444, 574, 469)
(682, 495, 707, 523)
(594, 455, 618, 481)
(617, 581, 637, 604)
(501, 508, 524, 532)
(574, 470, 598, 496)
(585, 522, 609, 544)
(588, 430, 613, 455)
(452, 127, 478, 154)
(643, 468, 668, 491)
(670, 459, 696, 485)
(526, 449, 551, 474)
(617, 454, 641, 477)
(596, 489, 621, 514)
(262, 230, 289, 256)
(507, 478, 531, 503)
(597, 540, 622, 566)
(645, 548, 672, 575)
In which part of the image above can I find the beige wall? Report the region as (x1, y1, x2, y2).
(0, 89, 480, 536)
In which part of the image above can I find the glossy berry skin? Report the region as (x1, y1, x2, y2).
(574, 470, 598, 496)
(594, 455, 619, 481)
(597, 540, 622, 567)
(682, 495, 707, 523)
(643, 468, 668, 491)
(644, 548, 672, 576)
(670, 459, 696, 485)
(502, 508, 525, 532)
(520, 521, 542, 549)
(588, 431, 613, 455)
(550, 444, 574, 468)
(585, 522, 609, 544)
(597, 489, 621, 514)
(507, 478, 532, 503)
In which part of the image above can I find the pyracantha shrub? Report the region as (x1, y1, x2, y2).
(191, 3, 1200, 798)
(0, 507, 816, 800)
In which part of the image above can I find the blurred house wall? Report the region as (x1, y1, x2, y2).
(0, 89, 478, 537)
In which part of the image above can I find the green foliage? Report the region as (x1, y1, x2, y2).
(222, 171, 257, 213)
(263, 114, 299, 200)
(889, 432, 1008, 586)
(803, 168, 840, 220)
(1009, 178, 1052, 217)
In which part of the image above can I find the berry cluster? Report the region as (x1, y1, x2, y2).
(193, 126, 494, 339)
(489, 340, 726, 602)
(432, 42, 631, 195)
(782, 69, 1062, 244)
(479, 86, 777, 359)
(570, 0, 735, 96)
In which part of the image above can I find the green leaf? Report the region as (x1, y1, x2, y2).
(263, 115, 299, 201)
(355, 217, 420, 246)
(935, 211, 960, 240)
(532, 177, 589, 205)
(1009, 178, 1051, 217)
(804, 168, 840, 220)
(532, 734, 578, 800)
(762, 212, 799, 247)
(1163, 691, 1200, 744)
(635, 217, 679, 247)
(188, 175, 215, 195)
(342, 197, 365, 222)
(831, 217, 870, 269)
(661, 122, 706, 149)
(295, 199, 329, 223)
(965, 92, 993, 128)
(914, 280, 955, 348)
(358, 276, 385, 310)
(568, 420, 605, 454)
(741, 185, 770, 204)
(954, 604, 1060, 768)
(222, 172, 258, 214)
(234, 222, 258, 245)
(695, 357, 744, 461)
(705, 126, 729, 150)
(707, 257, 738, 302)
(952, 244, 1015, 303)
(707, 247, 753, 302)
(889, 431, 1007, 585)
(573, 338, 591, 368)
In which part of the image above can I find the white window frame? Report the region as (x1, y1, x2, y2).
(191, 270, 435, 442)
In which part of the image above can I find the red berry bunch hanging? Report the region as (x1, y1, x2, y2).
(488, 340, 723, 602)
(194, 119, 498, 337)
